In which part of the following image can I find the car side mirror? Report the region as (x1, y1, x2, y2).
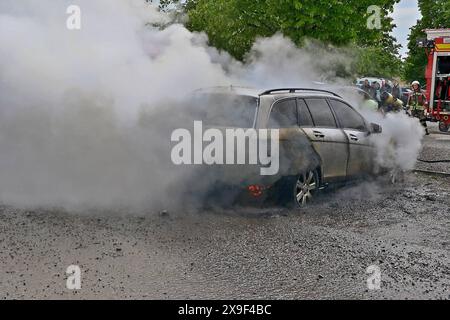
(370, 123, 382, 134)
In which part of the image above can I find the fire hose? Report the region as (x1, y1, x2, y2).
(417, 159, 450, 163)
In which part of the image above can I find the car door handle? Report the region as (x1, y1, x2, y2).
(313, 131, 325, 138)
(349, 134, 359, 141)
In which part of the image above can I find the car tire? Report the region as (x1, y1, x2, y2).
(272, 169, 320, 208)
(292, 170, 320, 208)
(438, 121, 449, 133)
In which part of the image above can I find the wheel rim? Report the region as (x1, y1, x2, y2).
(294, 171, 317, 207)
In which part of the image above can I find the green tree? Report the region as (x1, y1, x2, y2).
(403, 0, 450, 83)
(152, 0, 402, 78)
(356, 46, 402, 78)
(186, 0, 399, 59)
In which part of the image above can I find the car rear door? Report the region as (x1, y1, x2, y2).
(328, 99, 374, 177)
(268, 98, 315, 177)
(301, 98, 348, 181)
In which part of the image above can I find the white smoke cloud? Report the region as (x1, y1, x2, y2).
(365, 111, 424, 171)
(0, 0, 424, 210)
(346, 92, 425, 172)
(0, 0, 234, 210)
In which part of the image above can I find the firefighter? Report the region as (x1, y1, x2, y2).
(380, 91, 403, 114)
(407, 81, 430, 135)
(359, 90, 379, 112)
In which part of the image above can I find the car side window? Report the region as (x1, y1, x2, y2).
(304, 98, 337, 128)
(329, 99, 367, 131)
(297, 99, 314, 127)
(268, 99, 297, 128)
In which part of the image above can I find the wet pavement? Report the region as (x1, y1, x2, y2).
(0, 124, 449, 300)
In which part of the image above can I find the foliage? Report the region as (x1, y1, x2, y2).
(355, 46, 402, 78)
(403, 0, 450, 83)
(186, 0, 399, 58)
(150, 0, 403, 79)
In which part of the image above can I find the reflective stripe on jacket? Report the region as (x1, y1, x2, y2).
(408, 91, 427, 111)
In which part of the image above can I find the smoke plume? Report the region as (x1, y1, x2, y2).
(0, 0, 423, 210)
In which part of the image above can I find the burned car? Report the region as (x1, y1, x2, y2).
(173, 87, 383, 208)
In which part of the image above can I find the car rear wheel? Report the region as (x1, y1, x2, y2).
(293, 170, 319, 208)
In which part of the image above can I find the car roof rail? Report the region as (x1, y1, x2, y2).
(259, 88, 342, 98)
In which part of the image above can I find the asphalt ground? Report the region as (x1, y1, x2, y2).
(0, 123, 449, 299)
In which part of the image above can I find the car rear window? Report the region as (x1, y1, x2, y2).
(297, 99, 313, 127)
(304, 99, 337, 128)
(268, 99, 298, 128)
(187, 93, 257, 128)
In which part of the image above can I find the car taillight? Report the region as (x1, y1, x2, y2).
(248, 185, 264, 197)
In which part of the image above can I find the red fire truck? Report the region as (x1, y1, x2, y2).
(418, 29, 450, 132)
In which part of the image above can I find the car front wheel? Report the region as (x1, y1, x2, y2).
(439, 121, 449, 132)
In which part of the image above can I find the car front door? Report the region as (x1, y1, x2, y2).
(301, 98, 348, 182)
(328, 99, 374, 177)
